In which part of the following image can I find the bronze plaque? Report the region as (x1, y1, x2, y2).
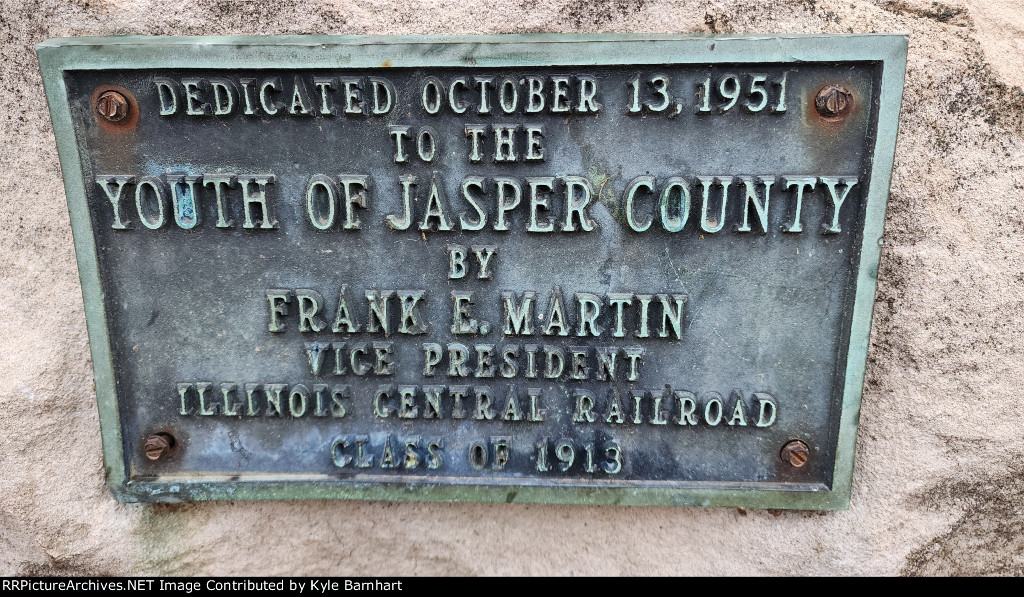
(38, 34, 906, 507)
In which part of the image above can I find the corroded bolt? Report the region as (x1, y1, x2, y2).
(780, 439, 810, 468)
(96, 90, 129, 122)
(814, 84, 853, 119)
(144, 433, 176, 461)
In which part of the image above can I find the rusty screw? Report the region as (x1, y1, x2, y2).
(144, 432, 176, 461)
(814, 84, 853, 119)
(780, 439, 810, 468)
(96, 90, 129, 123)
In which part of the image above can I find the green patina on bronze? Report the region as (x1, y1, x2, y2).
(37, 34, 907, 509)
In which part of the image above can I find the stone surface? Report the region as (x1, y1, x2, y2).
(0, 0, 1022, 577)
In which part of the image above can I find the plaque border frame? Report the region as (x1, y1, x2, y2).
(37, 33, 907, 509)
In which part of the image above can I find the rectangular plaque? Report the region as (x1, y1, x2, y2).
(38, 34, 906, 508)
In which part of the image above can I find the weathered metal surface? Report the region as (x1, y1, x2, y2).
(37, 34, 906, 508)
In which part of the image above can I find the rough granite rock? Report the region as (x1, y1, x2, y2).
(0, 0, 1022, 576)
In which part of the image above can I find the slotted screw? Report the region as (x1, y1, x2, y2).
(97, 90, 129, 122)
(780, 439, 810, 468)
(144, 432, 176, 461)
(814, 84, 853, 119)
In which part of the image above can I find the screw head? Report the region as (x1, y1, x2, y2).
(780, 439, 810, 468)
(814, 84, 853, 119)
(144, 432, 176, 461)
(96, 91, 129, 123)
